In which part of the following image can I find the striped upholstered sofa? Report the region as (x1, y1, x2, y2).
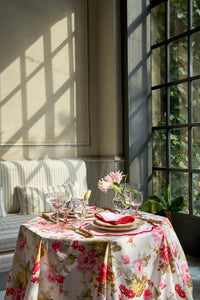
(0, 158, 88, 274)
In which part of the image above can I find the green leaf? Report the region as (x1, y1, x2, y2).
(170, 196, 186, 212)
(146, 195, 168, 210)
(114, 182, 120, 188)
(141, 200, 165, 214)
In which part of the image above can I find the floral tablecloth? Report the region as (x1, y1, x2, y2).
(4, 213, 193, 300)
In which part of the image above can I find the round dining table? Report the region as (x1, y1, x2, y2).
(4, 211, 193, 299)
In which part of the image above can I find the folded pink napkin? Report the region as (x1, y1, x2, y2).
(95, 210, 135, 225)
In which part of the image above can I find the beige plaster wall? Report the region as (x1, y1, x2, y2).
(0, 0, 122, 161)
(0, 0, 124, 205)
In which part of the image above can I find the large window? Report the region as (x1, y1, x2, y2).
(151, 0, 200, 217)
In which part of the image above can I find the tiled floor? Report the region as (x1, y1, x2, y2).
(0, 255, 199, 299)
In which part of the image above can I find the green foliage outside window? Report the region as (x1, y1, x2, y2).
(152, 0, 200, 217)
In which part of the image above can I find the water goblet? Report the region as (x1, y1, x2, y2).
(60, 193, 72, 224)
(132, 191, 143, 218)
(73, 198, 89, 225)
(45, 192, 67, 229)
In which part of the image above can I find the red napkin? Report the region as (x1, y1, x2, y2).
(95, 210, 135, 225)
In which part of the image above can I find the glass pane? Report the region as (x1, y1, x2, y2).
(192, 0, 200, 29)
(192, 31, 200, 77)
(151, 2, 165, 45)
(192, 79, 200, 123)
(152, 88, 166, 126)
(192, 173, 200, 217)
(171, 171, 189, 213)
(170, 83, 188, 124)
(152, 129, 166, 167)
(192, 127, 200, 169)
(152, 46, 166, 86)
(170, 128, 188, 168)
(153, 171, 167, 195)
(170, 0, 188, 38)
(169, 37, 188, 82)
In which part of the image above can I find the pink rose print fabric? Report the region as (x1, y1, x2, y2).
(4, 216, 193, 300)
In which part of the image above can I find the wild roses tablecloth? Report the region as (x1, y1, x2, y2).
(4, 214, 193, 300)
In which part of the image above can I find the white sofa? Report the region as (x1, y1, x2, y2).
(0, 158, 88, 273)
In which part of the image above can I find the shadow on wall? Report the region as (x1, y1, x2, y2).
(0, 0, 89, 158)
(126, 0, 151, 197)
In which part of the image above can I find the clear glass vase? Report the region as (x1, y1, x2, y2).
(112, 192, 130, 214)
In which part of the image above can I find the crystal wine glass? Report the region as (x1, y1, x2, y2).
(45, 192, 68, 229)
(73, 198, 89, 225)
(132, 190, 143, 218)
(60, 193, 72, 224)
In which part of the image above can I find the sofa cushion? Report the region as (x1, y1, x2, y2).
(14, 182, 79, 215)
(0, 214, 35, 253)
(0, 159, 88, 213)
(0, 186, 7, 217)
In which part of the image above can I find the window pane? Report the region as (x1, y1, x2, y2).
(192, 79, 200, 123)
(171, 171, 189, 213)
(152, 46, 166, 86)
(151, 2, 165, 45)
(153, 129, 166, 167)
(192, 31, 200, 77)
(192, 173, 200, 217)
(153, 170, 167, 195)
(192, 127, 200, 169)
(152, 88, 166, 126)
(169, 37, 188, 82)
(192, 0, 200, 29)
(170, 128, 188, 168)
(170, 83, 188, 125)
(170, 0, 188, 38)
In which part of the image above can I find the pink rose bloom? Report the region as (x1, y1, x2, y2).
(96, 262, 107, 284)
(16, 236, 26, 251)
(159, 243, 172, 264)
(77, 250, 100, 275)
(159, 277, 166, 290)
(45, 267, 56, 283)
(181, 262, 191, 284)
(11, 286, 26, 300)
(171, 239, 178, 257)
(121, 254, 130, 265)
(109, 171, 124, 184)
(143, 288, 154, 300)
(151, 228, 164, 243)
(98, 179, 111, 193)
(51, 240, 64, 253)
(133, 258, 144, 275)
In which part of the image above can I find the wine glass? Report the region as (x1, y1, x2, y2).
(60, 193, 72, 224)
(73, 198, 89, 226)
(45, 192, 68, 229)
(132, 190, 143, 218)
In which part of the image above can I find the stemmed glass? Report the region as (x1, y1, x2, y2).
(60, 193, 72, 224)
(72, 198, 89, 226)
(45, 192, 70, 229)
(132, 190, 143, 218)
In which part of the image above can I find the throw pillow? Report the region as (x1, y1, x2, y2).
(14, 182, 79, 215)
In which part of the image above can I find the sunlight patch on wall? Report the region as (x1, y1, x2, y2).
(1, 90, 22, 143)
(52, 44, 70, 93)
(25, 37, 44, 77)
(0, 58, 21, 100)
(26, 68, 46, 120)
(51, 17, 68, 52)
